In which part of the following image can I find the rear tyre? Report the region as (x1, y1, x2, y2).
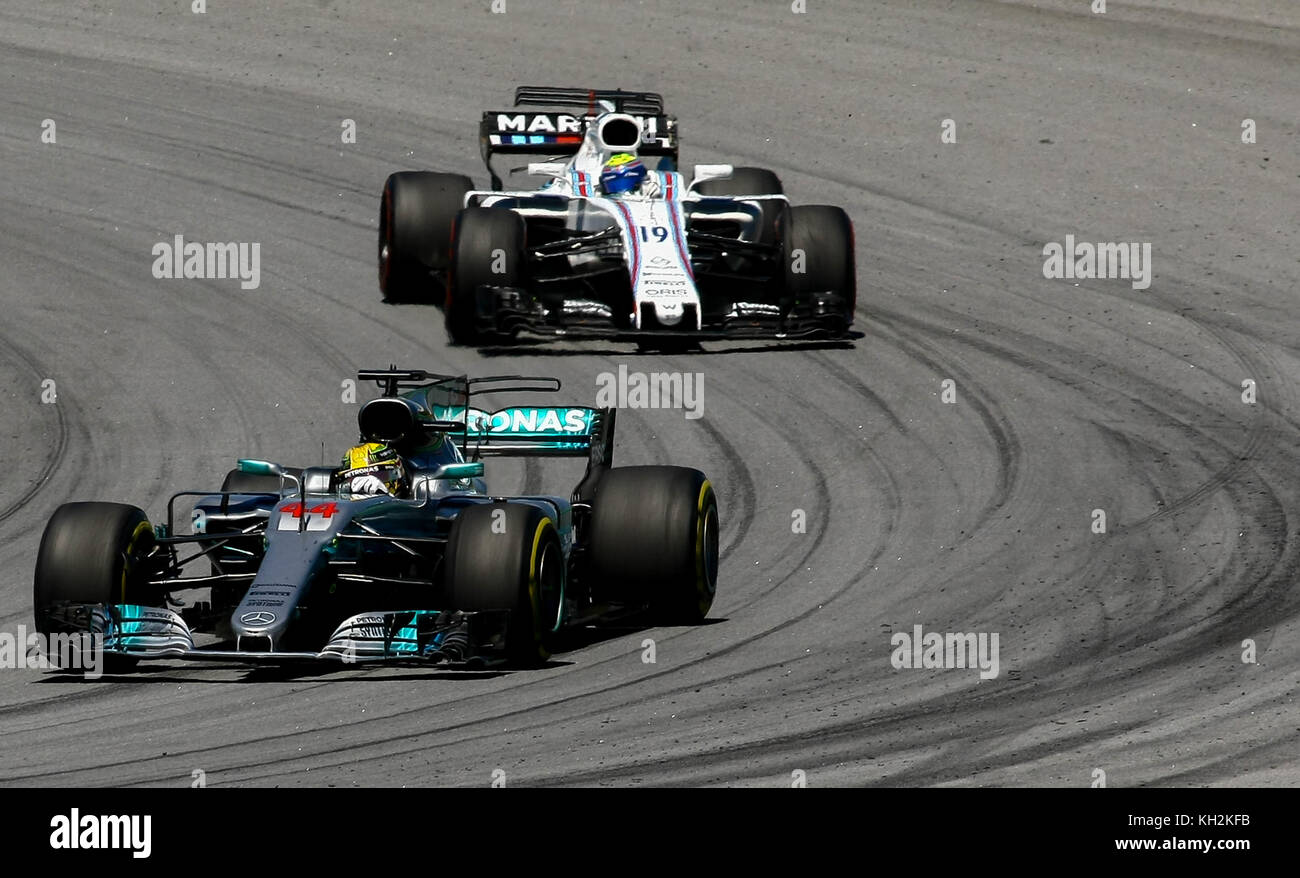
(33, 502, 160, 672)
(779, 204, 856, 330)
(378, 171, 474, 302)
(209, 467, 298, 579)
(695, 166, 784, 244)
(446, 207, 526, 346)
(444, 503, 563, 666)
(587, 466, 720, 623)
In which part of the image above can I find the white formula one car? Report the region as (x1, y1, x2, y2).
(378, 86, 856, 346)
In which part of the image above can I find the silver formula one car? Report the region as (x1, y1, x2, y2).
(32, 369, 720, 670)
(377, 86, 856, 346)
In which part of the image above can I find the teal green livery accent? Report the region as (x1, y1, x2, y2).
(110, 604, 153, 637)
(432, 406, 596, 439)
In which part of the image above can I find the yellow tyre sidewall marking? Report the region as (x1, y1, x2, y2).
(694, 481, 714, 613)
(527, 518, 556, 659)
(121, 520, 153, 605)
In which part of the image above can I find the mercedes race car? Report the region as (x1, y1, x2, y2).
(377, 86, 856, 345)
(32, 369, 720, 670)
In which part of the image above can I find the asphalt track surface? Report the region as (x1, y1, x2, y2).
(0, 1, 1297, 787)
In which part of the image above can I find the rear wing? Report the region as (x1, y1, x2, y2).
(514, 87, 665, 114)
(431, 402, 618, 503)
(430, 404, 614, 459)
(357, 368, 617, 498)
(479, 85, 678, 189)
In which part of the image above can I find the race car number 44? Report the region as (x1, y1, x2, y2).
(277, 502, 338, 531)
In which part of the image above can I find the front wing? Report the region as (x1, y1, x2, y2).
(43, 604, 513, 668)
(476, 284, 853, 340)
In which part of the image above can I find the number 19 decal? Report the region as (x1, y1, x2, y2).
(638, 225, 669, 243)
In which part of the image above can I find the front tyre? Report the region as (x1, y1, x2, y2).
(207, 467, 298, 580)
(695, 166, 785, 244)
(779, 204, 857, 332)
(33, 502, 161, 672)
(444, 503, 564, 666)
(446, 207, 526, 346)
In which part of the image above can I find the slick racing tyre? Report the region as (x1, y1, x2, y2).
(587, 466, 720, 623)
(208, 467, 299, 579)
(34, 502, 158, 632)
(446, 207, 525, 346)
(695, 166, 785, 244)
(33, 502, 160, 672)
(444, 503, 564, 666)
(779, 204, 857, 329)
(378, 171, 474, 302)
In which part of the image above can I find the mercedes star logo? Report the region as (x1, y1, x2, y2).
(240, 611, 276, 626)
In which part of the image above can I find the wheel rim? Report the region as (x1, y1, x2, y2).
(700, 501, 719, 600)
(536, 540, 564, 634)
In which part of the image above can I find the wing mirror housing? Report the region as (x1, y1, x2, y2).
(430, 462, 484, 480)
(689, 164, 734, 192)
(237, 459, 283, 476)
(235, 459, 301, 494)
(527, 162, 568, 178)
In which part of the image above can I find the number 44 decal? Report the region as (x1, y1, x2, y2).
(282, 502, 338, 518)
(277, 502, 338, 531)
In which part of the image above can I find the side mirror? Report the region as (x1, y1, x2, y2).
(527, 162, 567, 178)
(430, 462, 484, 480)
(689, 164, 734, 191)
(238, 459, 283, 476)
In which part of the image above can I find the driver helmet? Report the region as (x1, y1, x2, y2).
(599, 153, 647, 195)
(339, 441, 408, 496)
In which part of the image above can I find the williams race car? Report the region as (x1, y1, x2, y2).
(32, 369, 720, 670)
(377, 86, 856, 345)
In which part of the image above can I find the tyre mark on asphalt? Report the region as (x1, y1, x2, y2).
(871, 311, 1024, 539)
(0, 338, 68, 526)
